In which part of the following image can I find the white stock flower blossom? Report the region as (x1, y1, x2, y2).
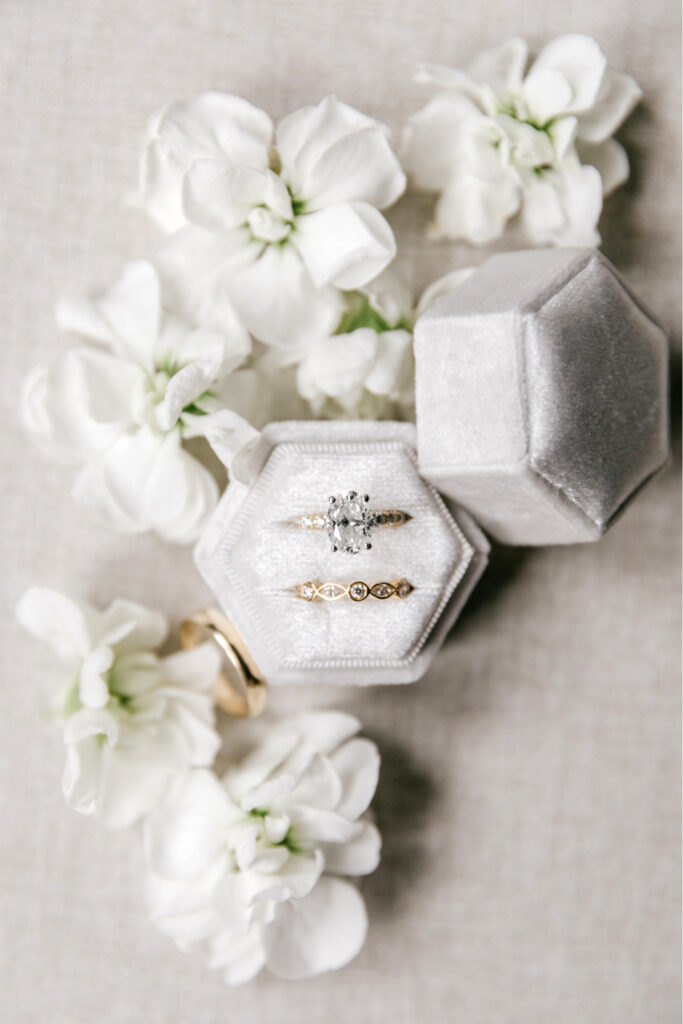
(144, 711, 381, 984)
(295, 266, 475, 419)
(401, 34, 642, 246)
(16, 587, 221, 828)
(139, 93, 406, 353)
(22, 260, 262, 544)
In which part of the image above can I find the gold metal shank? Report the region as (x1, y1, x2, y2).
(180, 609, 267, 718)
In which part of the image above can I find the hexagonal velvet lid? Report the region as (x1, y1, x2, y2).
(194, 421, 488, 685)
(415, 248, 669, 545)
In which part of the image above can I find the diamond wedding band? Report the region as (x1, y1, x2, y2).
(296, 490, 411, 554)
(297, 579, 414, 602)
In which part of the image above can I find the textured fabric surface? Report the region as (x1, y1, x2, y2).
(1, 2, 680, 1023)
(415, 248, 669, 543)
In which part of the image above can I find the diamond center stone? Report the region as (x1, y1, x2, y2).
(327, 492, 371, 554)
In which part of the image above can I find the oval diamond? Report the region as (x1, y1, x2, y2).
(319, 584, 346, 601)
(327, 492, 372, 554)
(370, 582, 394, 599)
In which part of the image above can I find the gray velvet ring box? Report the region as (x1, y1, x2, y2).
(414, 248, 669, 546)
(194, 421, 488, 686)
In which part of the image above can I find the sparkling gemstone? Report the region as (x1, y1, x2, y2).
(327, 492, 372, 554)
(312, 514, 326, 529)
(300, 582, 316, 601)
(319, 583, 345, 601)
(349, 582, 369, 602)
(371, 582, 394, 599)
(299, 515, 312, 528)
(396, 580, 413, 598)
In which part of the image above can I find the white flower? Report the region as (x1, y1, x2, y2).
(402, 34, 641, 246)
(139, 94, 406, 353)
(23, 261, 260, 543)
(144, 711, 381, 983)
(295, 267, 475, 419)
(16, 587, 221, 828)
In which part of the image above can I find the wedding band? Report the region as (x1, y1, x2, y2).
(297, 579, 414, 602)
(180, 609, 267, 717)
(296, 490, 411, 554)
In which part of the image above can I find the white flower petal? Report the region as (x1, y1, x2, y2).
(16, 587, 94, 660)
(242, 850, 323, 906)
(183, 161, 288, 232)
(359, 269, 413, 327)
(468, 36, 529, 95)
(288, 805, 362, 846)
(522, 67, 573, 125)
(98, 600, 168, 653)
(529, 34, 607, 114)
(144, 770, 236, 879)
(96, 748, 179, 829)
(211, 925, 267, 986)
(289, 753, 343, 813)
(400, 92, 484, 192)
(301, 126, 405, 211)
(577, 69, 642, 143)
(154, 224, 256, 327)
(79, 646, 113, 708)
(96, 261, 162, 370)
(432, 169, 520, 244)
(62, 706, 120, 746)
(292, 200, 395, 290)
(549, 115, 578, 161)
(330, 738, 380, 820)
(264, 877, 368, 980)
(161, 643, 220, 695)
(364, 329, 414, 401)
(277, 95, 380, 195)
(147, 862, 226, 946)
(297, 329, 379, 403)
(62, 736, 104, 815)
(521, 161, 603, 246)
(226, 242, 344, 350)
(577, 137, 630, 196)
(140, 93, 273, 232)
(22, 348, 140, 461)
(92, 429, 219, 544)
(321, 820, 382, 876)
(193, 407, 267, 484)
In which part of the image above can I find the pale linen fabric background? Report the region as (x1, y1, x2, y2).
(0, 2, 680, 1022)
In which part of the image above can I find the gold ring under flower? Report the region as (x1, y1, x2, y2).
(297, 579, 415, 603)
(180, 609, 267, 717)
(296, 490, 412, 554)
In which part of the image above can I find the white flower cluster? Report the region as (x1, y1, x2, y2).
(22, 42, 640, 543)
(145, 711, 380, 983)
(16, 587, 221, 827)
(17, 588, 382, 982)
(401, 34, 641, 246)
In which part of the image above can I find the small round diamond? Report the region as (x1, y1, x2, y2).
(300, 583, 316, 601)
(349, 582, 369, 602)
(396, 580, 413, 598)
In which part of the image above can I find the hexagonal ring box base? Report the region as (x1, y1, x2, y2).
(415, 248, 669, 546)
(194, 421, 489, 686)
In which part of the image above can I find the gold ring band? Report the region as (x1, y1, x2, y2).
(180, 609, 267, 717)
(297, 579, 414, 602)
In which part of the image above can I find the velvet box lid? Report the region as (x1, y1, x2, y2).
(414, 247, 669, 546)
